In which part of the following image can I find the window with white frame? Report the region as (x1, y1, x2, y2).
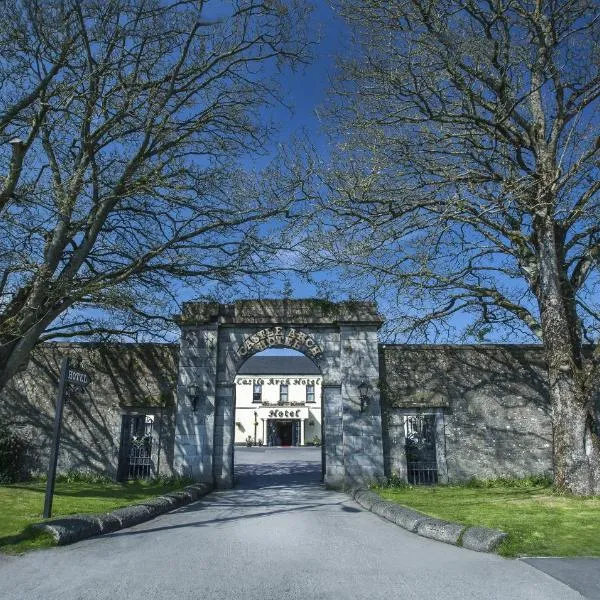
(306, 383, 315, 403)
(253, 383, 262, 403)
(280, 383, 288, 403)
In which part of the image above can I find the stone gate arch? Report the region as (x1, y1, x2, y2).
(173, 300, 385, 489)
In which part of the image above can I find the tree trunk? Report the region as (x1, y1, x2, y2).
(549, 366, 600, 495)
(535, 215, 600, 495)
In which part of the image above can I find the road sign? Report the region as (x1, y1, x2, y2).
(67, 367, 91, 387)
(43, 358, 92, 519)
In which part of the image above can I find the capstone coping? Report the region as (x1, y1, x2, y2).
(178, 299, 384, 326)
(417, 518, 465, 545)
(371, 500, 400, 522)
(33, 515, 102, 545)
(111, 504, 152, 528)
(31, 484, 214, 546)
(164, 490, 194, 506)
(184, 484, 204, 501)
(462, 526, 507, 552)
(347, 486, 362, 499)
(96, 512, 121, 534)
(354, 490, 383, 510)
(349, 489, 506, 552)
(384, 503, 432, 532)
(139, 496, 175, 517)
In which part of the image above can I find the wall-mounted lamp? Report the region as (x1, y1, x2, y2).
(188, 384, 201, 412)
(358, 380, 370, 413)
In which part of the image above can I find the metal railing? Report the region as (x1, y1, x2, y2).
(406, 461, 438, 485)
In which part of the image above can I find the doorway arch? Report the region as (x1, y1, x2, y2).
(233, 347, 324, 485)
(173, 300, 385, 489)
(234, 348, 322, 448)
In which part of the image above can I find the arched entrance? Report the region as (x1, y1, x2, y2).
(233, 348, 322, 448)
(173, 300, 385, 489)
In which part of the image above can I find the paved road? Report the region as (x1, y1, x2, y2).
(0, 447, 590, 599)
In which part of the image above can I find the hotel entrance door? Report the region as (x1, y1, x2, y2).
(268, 419, 301, 446)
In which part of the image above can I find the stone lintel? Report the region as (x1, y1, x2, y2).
(176, 300, 384, 328)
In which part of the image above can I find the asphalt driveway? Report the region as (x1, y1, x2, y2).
(0, 447, 593, 599)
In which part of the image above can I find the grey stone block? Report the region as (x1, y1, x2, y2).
(347, 486, 363, 499)
(371, 500, 400, 522)
(188, 483, 212, 497)
(33, 515, 102, 545)
(139, 496, 176, 517)
(388, 505, 432, 532)
(354, 490, 382, 510)
(183, 485, 201, 501)
(417, 518, 465, 545)
(462, 526, 507, 552)
(164, 490, 194, 505)
(110, 504, 152, 528)
(96, 512, 121, 533)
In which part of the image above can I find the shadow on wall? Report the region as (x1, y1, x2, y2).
(380, 345, 553, 482)
(0, 343, 178, 480)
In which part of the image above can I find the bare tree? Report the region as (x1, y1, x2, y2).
(310, 0, 600, 493)
(0, 0, 309, 390)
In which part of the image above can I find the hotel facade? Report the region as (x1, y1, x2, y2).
(234, 355, 322, 446)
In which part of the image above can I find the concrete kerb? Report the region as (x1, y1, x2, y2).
(33, 483, 213, 546)
(349, 487, 506, 553)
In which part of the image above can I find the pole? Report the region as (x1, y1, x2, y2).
(43, 357, 70, 519)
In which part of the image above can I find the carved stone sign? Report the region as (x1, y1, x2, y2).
(234, 327, 323, 359)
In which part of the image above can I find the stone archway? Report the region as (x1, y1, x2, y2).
(173, 300, 385, 489)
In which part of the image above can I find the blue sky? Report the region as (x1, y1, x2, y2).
(159, 2, 566, 344)
(179, 2, 350, 303)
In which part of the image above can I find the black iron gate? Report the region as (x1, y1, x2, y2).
(118, 414, 154, 481)
(404, 414, 438, 485)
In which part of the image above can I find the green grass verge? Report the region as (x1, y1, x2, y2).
(375, 478, 600, 558)
(0, 476, 192, 555)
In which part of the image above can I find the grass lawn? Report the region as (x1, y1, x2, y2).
(0, 477, 191, 554)
(375, 479, 600, 558)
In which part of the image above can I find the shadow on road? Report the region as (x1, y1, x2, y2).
(234, 459, 321, 490)
(102, 447, 341, 539)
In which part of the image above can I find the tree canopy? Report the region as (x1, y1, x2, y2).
(304, 0, 600, 493)
(0, 0, 309, 389)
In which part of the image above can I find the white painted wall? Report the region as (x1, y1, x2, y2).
(234, 374, 322, 445)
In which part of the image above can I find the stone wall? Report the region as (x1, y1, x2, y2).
(379, 344, 554, 482)
(0, 343, 178, 480)
(3, 337, 596, 485)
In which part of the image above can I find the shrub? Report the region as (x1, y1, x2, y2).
(150, 474, 194, 487)
(0, 430, 30, 483)
(55, 471, 113, 484)
(381, 472, 411, 489)
(461, 475, 553, 489)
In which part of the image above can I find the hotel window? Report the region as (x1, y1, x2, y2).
(253, 383, 262, 403)
(306, 383, 315, 403)
(280, 384, 288, 403)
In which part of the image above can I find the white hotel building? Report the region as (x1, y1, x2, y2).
(234, 355, 322, 446)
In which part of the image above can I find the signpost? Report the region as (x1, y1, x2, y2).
(43, 357, 91, 519)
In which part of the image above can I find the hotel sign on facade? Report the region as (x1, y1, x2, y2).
(234, 327, 323, 359)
